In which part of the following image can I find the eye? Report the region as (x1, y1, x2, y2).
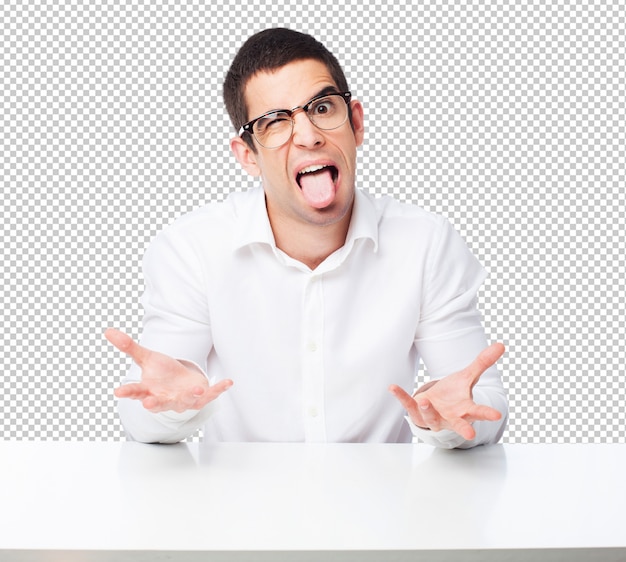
(254, 112, 291, 135)
(313, 101, 331, 115)
(310, 97, 339, 117)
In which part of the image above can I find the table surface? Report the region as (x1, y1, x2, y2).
(0, 441, 624, 561)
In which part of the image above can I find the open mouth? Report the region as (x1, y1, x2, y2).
(296, 164, 338, 188)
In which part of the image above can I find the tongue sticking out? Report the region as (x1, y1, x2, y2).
(298, 168, 336, 209)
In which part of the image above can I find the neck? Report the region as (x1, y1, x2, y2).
(268, 207, 353, 271)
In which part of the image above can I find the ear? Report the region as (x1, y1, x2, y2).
(230, 136, 261, 177)
(349, 100, 365, 148)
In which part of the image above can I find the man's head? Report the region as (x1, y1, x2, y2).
(223, 28, 351, 150)
(225, 29, 365, 247)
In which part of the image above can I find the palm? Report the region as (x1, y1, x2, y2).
(425, 370, 480, 420)
(128, 349, 210, 412)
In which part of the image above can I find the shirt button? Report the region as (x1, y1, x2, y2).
(307, 341, 317, 352)
(308, 407, 319, 418)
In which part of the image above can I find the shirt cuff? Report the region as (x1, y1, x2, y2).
(157, 407, 210, 425)
(178, 359, 210, 380)
(405, 416, 470, 449)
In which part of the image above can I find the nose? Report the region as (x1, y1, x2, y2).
(291, 109, 324, 148)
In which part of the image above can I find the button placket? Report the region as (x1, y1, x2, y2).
(301, 273, 326, 442)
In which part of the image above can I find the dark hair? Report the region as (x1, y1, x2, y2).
(223, 28, 350, 149)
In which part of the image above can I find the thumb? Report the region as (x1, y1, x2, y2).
(467, 342, 505, 383)
(104, 328, 149, 366)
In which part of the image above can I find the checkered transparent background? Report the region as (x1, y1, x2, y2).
(2, 0, 624, 442)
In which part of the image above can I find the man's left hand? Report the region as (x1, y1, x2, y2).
(388, 342, 505, 440)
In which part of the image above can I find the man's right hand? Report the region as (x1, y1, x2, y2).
(105, 328, 233, 413)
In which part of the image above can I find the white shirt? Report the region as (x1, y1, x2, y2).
(118, 186, 508, 447)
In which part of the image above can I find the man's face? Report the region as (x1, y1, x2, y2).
(231, 59, 365, 230)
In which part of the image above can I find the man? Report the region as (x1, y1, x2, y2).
(106, 28, 508, 447)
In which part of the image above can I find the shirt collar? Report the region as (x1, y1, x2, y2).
(233, 185, 379, 255)
(344, 187, 379, 254)
(232, 186, 276, 250)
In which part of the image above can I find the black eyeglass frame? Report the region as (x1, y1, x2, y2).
(238, 91, 352, 148)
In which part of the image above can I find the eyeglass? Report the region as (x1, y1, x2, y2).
(238, 91, 352, 149)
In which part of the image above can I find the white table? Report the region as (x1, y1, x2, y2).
(0, 441, 624, 561)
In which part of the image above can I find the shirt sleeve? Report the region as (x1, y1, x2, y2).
(117, 227, 217, 444)
(411, 217, 509, 448)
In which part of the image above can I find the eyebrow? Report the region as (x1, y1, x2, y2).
(261, 85, 342, 116)
(310, 85, 342, 100)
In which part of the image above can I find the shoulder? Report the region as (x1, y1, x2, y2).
(363, 190, 450, 242)
(149, 189, 253, 249)
(142, 189, 259, 270)
(163, 190, 250, 236)
(359, 190, 479, 271)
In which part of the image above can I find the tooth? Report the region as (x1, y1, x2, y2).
(300, 164, 327, 175)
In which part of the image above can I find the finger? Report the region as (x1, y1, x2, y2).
(466, 403, 503, 423)
(190, 379, 234, 408)
(141, 392, 197, 413)
(143, 379, 234, 414)
(114, 382, 151, 400)
(143, 396, 192, 414)
(104, 328, 150, 366)
(414, 397, 442, 431)
(466, 342, 505, 382)
(388, 384, 419, 414)
(449, 416, 477, 441)
(208, 379, 234, 398)
(389, 385, 432, 429)
(142, 395, 163, 411)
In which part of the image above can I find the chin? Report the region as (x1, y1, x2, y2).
(309, 194, 353, 226)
